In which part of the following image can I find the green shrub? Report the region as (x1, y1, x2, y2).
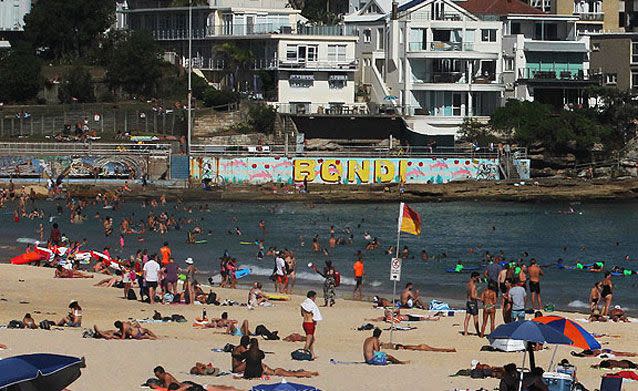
(248, 103, 277, 134)
(202, 88, 239, 108)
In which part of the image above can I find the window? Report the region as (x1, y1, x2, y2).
(433, 29, 451, 42)
(504, 57, 514, 72)
(285, 45, 318, 63)
(605, 73, 618, 85)
(363, 29, 371, 43)
(329, 74, 348, 89)
(328, 44, 347, 62)
(511, 22, 521, 35)
(377, 27, 385, 50)
(481, 29, 496, 42)
(534, 23, 558, 40)
(306, 46, 317, 62)
(286, 45, 297, 61)
(592, 42, 600, 51)
(632, 42, 638, 63)
(289, 74, 314, 88)
(632, 72, 638, 89)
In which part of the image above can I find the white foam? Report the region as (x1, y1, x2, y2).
(243, 264, 357, 286)
(567, 300, 589, 309)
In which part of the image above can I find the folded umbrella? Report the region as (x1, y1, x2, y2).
(0, 353, 85, 391)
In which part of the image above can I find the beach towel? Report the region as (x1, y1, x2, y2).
(429, 300, 450, 311)
(383, 326, 416, 331)
(329, 358, 366, 365)
(301, 298, 323, 322)
(610, 371, 638, 380)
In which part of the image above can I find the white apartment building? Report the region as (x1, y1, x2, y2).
(346, 0, 504, 137)
(121, 0, 359, 115)
(0, 0, 30, 32)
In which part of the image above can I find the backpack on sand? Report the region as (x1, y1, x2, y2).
(291, 349, 312, 361)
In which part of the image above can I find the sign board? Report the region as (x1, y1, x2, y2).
(390, 257, 402, 281)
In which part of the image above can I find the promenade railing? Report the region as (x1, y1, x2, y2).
(0, 142, 173, 156)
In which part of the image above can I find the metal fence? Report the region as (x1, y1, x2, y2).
(0, 142, 173, 156)
(0, 106, 184, 138)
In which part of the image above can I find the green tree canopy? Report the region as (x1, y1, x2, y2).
(0, 48, 42, 103)
(23, 0, 116, 60)
(105, 31, 163, 97)
(58, 65, 95, 103)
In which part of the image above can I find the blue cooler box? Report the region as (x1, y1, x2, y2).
(543, 372, 573, 391)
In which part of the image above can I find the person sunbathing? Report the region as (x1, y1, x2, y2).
(55, 265, 94, 278)
(572, 349, 637, 357)
(263, 365, 319, 378)
(372, 296, 393, 308)
(283, 333, 306, 342)
(193, 312, 237, 329)
(120, 320, 157, 340)
(381, 342, 456, 352)
(227, 320, 251, 337)
(0, 343, 6, 350)
(609, 306, 630, 322)
(592, 359, 638, 369)
(189, 363, 221, 376)
(94, 276, 119, 287)
(22, 313, 38, 329)
(154, 366, 180, 388)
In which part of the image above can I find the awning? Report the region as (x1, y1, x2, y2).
(290, 74, 314, 81)
(329, 75, 348, 81)
(524, 41, 588, 53)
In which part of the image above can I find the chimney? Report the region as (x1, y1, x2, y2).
(391, 1, 399, 20)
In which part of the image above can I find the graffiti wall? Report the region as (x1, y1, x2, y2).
(0, 155, 155, 179)
(190, 156, 501, 184)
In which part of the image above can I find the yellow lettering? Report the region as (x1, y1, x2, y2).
(374, 160, 395, 183)
(399, 160, 408, 182)
(293, 159, 316, 182)
(347, 160, 371, 184)
(320, 160, 343, 183)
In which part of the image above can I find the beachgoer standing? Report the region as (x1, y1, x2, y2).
(274, 252, 287, 293)
(480, 282, 497, 337)
(528, 259, 543, 310)
(509, 281, 527, 322)
(317, 260, 336, 307)
(353, 254, 365, 300)
(463, 272, 481, 337)
(183, 258, 197, 304)
(484, 260, 502, 294)
(143, 257, 160, 305)
(49, 223, 61, 246)
(160, 242, 171, 266)
(301, 290, 322, 360)
(600, 272, 614, 316)
(590, 282, 601, 313)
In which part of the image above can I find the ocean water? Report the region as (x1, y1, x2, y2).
(2, 199, 638, 312)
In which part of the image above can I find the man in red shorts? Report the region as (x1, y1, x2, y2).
(300, 290, 322, 360)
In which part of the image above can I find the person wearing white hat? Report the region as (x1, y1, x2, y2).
(183, 258, 198, 305)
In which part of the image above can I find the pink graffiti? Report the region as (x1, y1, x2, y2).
(405, 168, 425, 177)
(272, 160, 293, 169)
(452, 168, 472, 177)
(249, 171, 273, 181)
(430, 161, 449, 169)
(221, 160, 248, 168)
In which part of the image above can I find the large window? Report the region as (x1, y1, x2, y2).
(329, 75, 347, 89)
(328, 44, 347, 62)
(481, 29, 497, 42)
(289, 74, 314, 88)
(285, 45, 318, 63)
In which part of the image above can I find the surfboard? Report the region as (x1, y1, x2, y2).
(195, 240, 208, 244)
(235, 268, 251, 279)
(240, 241, 256, 245)
(266, 294, 289, 301)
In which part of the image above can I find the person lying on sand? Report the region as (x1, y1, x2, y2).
(283, 333, 306, 342)
(93, 321, 157, 340)
(363, 328, 408, 365)
(190, 362, 221, 376)
(609, 306, 630, 322)
(237, 338, 318, 379)
(94, 276, 119, 287)
(55, 265, 94, 279)
(372, 296, 393, 308)
(572, 349, 637, 358)
(154, 366, 180, 388)
(367, 309, 441, 323)
(380, 342, 456, 352)
(193, 312, 237, 329)
(592, 359, 638, 369)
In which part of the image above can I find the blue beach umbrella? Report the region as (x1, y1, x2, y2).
(251, 379, 320, 391)
(0, 353, 85, 390)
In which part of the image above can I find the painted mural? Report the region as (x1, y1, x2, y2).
(190, 156, 502, 184)
(0, 155, 149, 179)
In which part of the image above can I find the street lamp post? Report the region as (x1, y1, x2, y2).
(187, 0, 193, 156)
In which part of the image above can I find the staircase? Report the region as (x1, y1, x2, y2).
(193, 108, 242, 142)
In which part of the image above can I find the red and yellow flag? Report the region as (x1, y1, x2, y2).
(399, 202, 422, 236)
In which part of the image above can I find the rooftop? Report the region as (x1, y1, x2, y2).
(456, 0, 544, 16)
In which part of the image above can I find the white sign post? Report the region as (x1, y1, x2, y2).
(390, 257, 402, 281)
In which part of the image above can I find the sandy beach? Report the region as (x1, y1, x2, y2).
(1, 264, 637, 391)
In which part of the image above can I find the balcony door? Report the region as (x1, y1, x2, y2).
(246, 16, 255, 35)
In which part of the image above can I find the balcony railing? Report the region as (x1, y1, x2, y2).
(278, 60, 357, 70)
(408, 42, 428, 52)
(413, 72, 499, 84)
(518, 67, 591, 81)
(150, 23, 355, 40)
(575, 11, 604, 21)
(430, 41, 474, 51)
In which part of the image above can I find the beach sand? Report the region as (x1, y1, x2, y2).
(1, 264, 637, 391)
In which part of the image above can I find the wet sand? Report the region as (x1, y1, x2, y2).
(1, 264, 637, 391)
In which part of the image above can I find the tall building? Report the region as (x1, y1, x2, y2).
(528, 0, 624, 33)
(346, 0, 505, 139)
(589, 33, 638, 90)
(0, 0, 31, 32)
(120, 0, 360, 115)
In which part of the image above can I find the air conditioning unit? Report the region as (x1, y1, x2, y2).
(248, 146, 271, 153)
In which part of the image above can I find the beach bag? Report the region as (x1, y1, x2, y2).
(334, 271, 341, 287)
(291, 349, 312, 361)
(39, 320, 54, 330)
(171, 314, 187, 323)
(8, 320, 24, 329)
(429, 299, 450, 311)
(206, 292, 219, 305)
(127, 289, 137, 300)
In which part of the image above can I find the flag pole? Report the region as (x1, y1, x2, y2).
(390, 202, 404, 344)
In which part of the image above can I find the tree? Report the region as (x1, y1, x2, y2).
(248, 103, 277, 133)
(23, 0, 116, 60)
(58, 65, 95, 103)
(588, 86, 638, 143)
(0, 48, 42, 103)
(105, 31, 163, 97)
(459, 118, 499, 146)
(201, 88, 239, 108)
(214, 43, 253, 91)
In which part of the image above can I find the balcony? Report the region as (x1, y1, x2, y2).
(575, 11, 604, 21)
(430, 41, 474, 51)
(150, 23, 355, 40)
(518, 67, 592, 81)
(278, 60, 357, 70)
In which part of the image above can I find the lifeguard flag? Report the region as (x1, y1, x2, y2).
(398, 202, 422, 236)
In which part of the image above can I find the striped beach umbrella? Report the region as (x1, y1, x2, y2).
(532, 316, 601, 350)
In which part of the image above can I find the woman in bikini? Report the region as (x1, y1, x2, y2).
(600, 272, 613, 316)
(589, 281, 602, 313)
(480, 284, 497, 338)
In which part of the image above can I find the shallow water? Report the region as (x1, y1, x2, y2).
(2, 199, 638, 312)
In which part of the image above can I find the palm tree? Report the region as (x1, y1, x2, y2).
(288, 0, 306, 9)
(215, 43, 254, 91)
